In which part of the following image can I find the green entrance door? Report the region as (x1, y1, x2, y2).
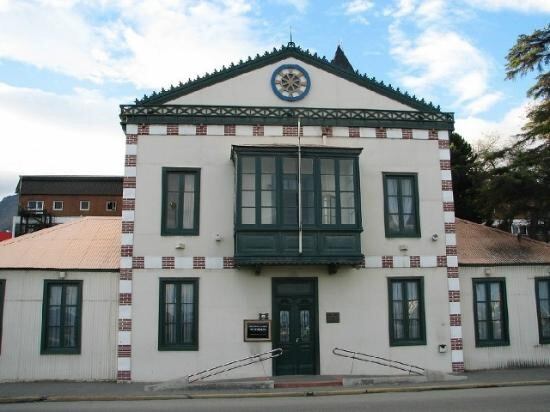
(273, 278, 318, 375)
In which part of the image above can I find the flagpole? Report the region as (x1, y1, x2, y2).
(298, 116, 302, 255)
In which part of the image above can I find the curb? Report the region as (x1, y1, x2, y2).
(1, 380, 550, 404)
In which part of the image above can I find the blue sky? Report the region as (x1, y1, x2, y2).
(0, 0, 548, 198)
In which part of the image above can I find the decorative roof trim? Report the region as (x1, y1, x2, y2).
(131, 43, 442, 113)
(119, 104, 454, 130)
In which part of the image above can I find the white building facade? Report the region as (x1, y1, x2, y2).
(117, 44, 462, 382)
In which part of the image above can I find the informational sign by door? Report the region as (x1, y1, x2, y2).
(244, 320, 271, 341)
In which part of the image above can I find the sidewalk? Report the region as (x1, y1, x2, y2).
(1, 368, 550, 404)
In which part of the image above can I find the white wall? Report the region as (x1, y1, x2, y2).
(461, 265, 550, 370)
(0, 270, 118, 381)
(166, 57, 417, 111)
(131, 267, 452, 382)
(133, 133, 446, 259)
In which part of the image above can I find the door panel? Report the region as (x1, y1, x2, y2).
(273, 279, 317, 375)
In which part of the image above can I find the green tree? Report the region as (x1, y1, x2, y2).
(479, 25, 550, 240)
(506, 24, 549, 141)
(450, 132, 483, 223)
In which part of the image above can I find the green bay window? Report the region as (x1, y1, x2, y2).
(233, 146, 363, 266)
(536, 278, 550, 344)
(161, 168, 200, 235)
(41, 280, 82, 354)
(473, 279, 509, 347)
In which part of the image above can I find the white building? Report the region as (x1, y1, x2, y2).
(0, 217, 120, 381)
(116, 43, 462, 382)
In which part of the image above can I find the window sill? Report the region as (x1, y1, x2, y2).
(41, 348, 81, 355)
(475, 341, 510, 348)
(158, 345, 199, 351)
(390, 340, 426, 347)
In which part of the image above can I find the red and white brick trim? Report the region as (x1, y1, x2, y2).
(131, 124, 450, 141)
(117, 125, 139, 381)
(438, 129, 464, 373)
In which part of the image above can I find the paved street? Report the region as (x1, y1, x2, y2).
(2, 385, 549, 412)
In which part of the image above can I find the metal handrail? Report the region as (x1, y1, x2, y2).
(332, 347, 424, 376)
(187, 348, 283, 384)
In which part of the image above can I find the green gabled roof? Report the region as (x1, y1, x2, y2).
(134, 42, 442, 113)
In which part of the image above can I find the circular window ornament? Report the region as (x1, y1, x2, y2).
(271, 64, 311, 102)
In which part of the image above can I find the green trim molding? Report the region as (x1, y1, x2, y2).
(387, 277, 426, 346)
(383, 173, 421, 238)
(120, 104, 454, 130)
(158, 278, 199, 351)
(472, 278, 510, 348)
(161, 168, 201, 236)
(535, 278, 550, 345)
(41, 280, 83, 355)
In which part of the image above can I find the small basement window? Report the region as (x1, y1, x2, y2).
(80, 201, 90, 211)
(53, 201, 64, 211)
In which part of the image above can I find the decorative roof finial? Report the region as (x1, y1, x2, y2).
(288, 25, 295, 47)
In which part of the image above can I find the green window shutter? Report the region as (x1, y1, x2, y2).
(383, 173, 420, 238)
(161, 168, 201, 236)
(535, 278, 550, 344)
(472, 279, 509, 347)
(388, 278, 426, 346)
(41, 280, 83, 355)
(158, 278, 199, 351)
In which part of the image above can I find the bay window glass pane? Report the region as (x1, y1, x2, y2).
(340, 159, 353, 175)
(321, 175, 335, 191)
(341, 209, 355, 224)
(301, 158, 313, 174)
(241, 157, 255, 173)
(242, 174, 255, 190)
(341, 192, 355, 208)
(242, 192, 255, 207)
(261, 208, 276, 224)
(283, 157, 297, 173)
(340, 175, 354, 191)
(242, 208, 255, 224)
(261, 191, 274, 207)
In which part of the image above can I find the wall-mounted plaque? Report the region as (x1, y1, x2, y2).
(326, 312, 340, 323)
(244, 320, 272, 341)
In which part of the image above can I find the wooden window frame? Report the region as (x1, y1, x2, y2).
(535, 278, 550, 344)
(388, 277, 426, 346)
(41, 280, 83, 355)
(235, 152, 362, 230)
(105, 201, 117, 212)
(161, 168, 201, 236)
(158, 278, 199, 351)
(382, 173, 421, 238)
(472, 278, 509, 347)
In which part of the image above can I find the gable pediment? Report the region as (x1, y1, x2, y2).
(135, 45, 440, 113)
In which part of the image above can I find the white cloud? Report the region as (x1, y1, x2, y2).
(343, 0, 374, 25)
(344, 0, 374, 14)
(0, 0, 267, 88)
(387, 1, 501, 114)
(0, 83, 124, 198)
(455, 102, 529, 146)
(465, 0, 550, 13)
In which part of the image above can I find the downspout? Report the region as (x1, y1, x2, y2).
(298, 117, 302, 255)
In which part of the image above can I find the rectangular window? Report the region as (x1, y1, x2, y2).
(383, 174, 420, 237)
(388, 278, 425, 346)
(0, 280, 4, 354)
(158, 278, 198, 350)
(473, 279, 509, 347)
(106, 201, 117, 211)
(161, 168, 201, 235)
(53, 201, 64, 211)
(27, 200, 44, 211)
(237, 152, 360, 228)
(536, 278, 550, 344)
(41, 280, 82, 354)
(80, 200, 90, 211)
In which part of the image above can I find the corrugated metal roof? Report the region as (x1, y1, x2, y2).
(17, 176, 123, 196)
(0, 217, 120, 270)
(457, 218, 550, 266)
